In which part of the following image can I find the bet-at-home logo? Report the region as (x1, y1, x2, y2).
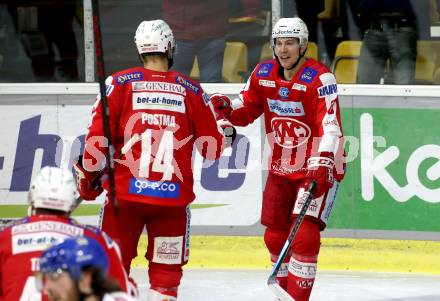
(360, 113, 440, 203)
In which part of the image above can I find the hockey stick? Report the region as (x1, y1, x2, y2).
(91, 0, 117, 207)
(0, 218, 15, 231)
(267, 180, 317, 301)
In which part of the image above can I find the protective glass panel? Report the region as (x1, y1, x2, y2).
(0, 1, 85, 82)
(290, 0, 440, 85)
(1, 0, 438, 84)
(98, 0, 271, 83)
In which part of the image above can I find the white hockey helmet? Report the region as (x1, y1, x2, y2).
(134, 19, 175, 55)
(28, 166, 78, 213)
(272, 17, 309, 47)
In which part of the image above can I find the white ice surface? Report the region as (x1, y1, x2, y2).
(130, 268, 440, 301)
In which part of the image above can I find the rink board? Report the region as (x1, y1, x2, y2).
(131, 235, 440, 275)
(0, 84, 440, 239)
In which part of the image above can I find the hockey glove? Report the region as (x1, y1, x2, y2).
(210, 93, 232, 119)
(217, 118, 237, 147)
(73, 155, 104, 200)
(305, 152, 335, 191)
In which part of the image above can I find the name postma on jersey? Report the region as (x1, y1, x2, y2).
(141, 113, 176, 127)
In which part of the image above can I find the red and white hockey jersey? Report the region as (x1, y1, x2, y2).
(0, 215, 130, 300)
(83, 67, 224, 206)
(229, 58, 344, 181)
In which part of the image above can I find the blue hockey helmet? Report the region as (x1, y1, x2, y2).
(40, 236, 109, 281)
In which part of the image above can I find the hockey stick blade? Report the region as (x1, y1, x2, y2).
(267, 180, 317, 301)
(268, 276, 296, 301)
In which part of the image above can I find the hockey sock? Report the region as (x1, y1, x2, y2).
(287, 253, 318, 301)
(148, 264, 182, 300)
(287, 220, 320, 301)
(270, 254, 290, 289)
(264, 228, 291, 289)
(148, 287, 178, 301)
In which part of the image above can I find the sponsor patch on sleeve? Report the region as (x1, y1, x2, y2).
(176, 76, 200, 94)
(202, 92, 210, 105)
(317, 72, 338, 98)
(299, 67, 318, 83)
(256, 63, 273, 77)
(152, 236, 183, 264)
(318, 83, 337, 98)
(105, 76, 114, 96)
(116, 71, 144, 85)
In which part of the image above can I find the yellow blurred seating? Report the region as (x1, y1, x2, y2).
(222, 41, 248, 82)
(317, 0, 340, 19)
(189, 57, 200, 80)
(259, 42, 272, 61)
(332, 40, 440, 84)
(305, 42, 318, 61)
(415, 40, 440, 84)
(190, 42, 248, 83)
(330, 41, 362, 84)
(193, 39, 440, 84)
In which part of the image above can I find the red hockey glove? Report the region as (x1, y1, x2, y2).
(217, 118, 237, 147)
(305, 152, 335, 191)
(210, 93, 232, 119)
(73, 156, 104, 200)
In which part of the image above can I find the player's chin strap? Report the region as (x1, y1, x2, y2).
(275, 47, 307, 73)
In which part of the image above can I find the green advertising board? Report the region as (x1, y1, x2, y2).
(330, 107, 440, 232)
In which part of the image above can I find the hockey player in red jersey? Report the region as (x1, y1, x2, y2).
(211, 17, 345, 301)
(74, 19, 234, 301)
(0, 166, 133, 300)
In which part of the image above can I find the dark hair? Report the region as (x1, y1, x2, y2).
(140, 51, 174, 69)
(140, 52, 167, 61)
(35, 208, 69, 216)
(85, 266, 122, 299)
